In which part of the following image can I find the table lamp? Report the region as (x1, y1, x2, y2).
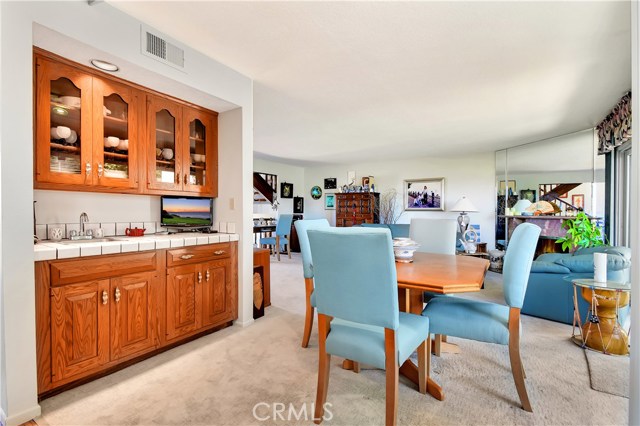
(451, 196, 478, 235)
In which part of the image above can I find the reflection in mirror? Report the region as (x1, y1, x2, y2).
(495, 149, 507, 249)
(495, 129, 602, 254)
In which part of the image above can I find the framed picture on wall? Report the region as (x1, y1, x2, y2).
(403, 178, 444, 211)
(325, 193, 336, 210)
(324, 178, 337, 190)
(280, 182, 293, 199)
(572, 194, 584, 209)
(294, 196, 304, 214)
(520, 189, 536, 203)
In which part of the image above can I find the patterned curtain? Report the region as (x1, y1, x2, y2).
(596, 91, 631, 154)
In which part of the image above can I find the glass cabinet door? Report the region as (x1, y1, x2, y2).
(93, 78, 138, 188)
(148, 96, 182, 191)
(183, 108, 217, 195)
(36, 58, 92, 185)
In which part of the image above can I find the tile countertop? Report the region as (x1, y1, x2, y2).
(34, 233, 240, 261)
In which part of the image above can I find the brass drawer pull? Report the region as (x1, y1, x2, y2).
(180, 254, 194, 260)
(102, 290, 108, 305)
(198, 271, 203, 283)
(97, 163, 103, 177)
(214, 250, 225, 255)
(115, 287, 121, 303)
(206, 270, 210, 282)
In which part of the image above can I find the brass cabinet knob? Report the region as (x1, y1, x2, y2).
(115, 287, 121, 303)
(198, 271, 203, 283)
(102, 290, 108, 305)
(205, 270, 210, 282)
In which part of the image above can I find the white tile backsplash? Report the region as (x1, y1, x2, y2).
(143, 222, 156, 234)
(226, 222, 236, 233)
(101, 223, 116, 237)
(83, 223, 100, 236)
(116, 222, 130, 236)
(130, 222, 144, 230)
(218, 222, 227, 233)
(36, 224, 47, 241)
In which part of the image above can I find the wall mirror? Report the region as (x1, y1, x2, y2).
(495, 129, 604, 252)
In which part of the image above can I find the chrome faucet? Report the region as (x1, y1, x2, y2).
(80, 212, 89, 234)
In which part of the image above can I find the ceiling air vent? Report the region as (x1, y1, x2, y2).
(141, 25, 185, 70)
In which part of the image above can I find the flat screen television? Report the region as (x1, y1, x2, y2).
(161, 196, 213, 228)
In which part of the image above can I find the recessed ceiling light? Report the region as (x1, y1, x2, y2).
(90, 59, 119, 72)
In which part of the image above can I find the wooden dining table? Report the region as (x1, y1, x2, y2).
(343, 252, 490, 401)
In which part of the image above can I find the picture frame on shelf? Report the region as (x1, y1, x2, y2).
(325, 193, 336, 210)
(294, 196, 304, 214)
(498, 180, 516, 196)
(403, 178, 445, 211)
(324, 178, 337, 190)
(280, 182, 293, 199)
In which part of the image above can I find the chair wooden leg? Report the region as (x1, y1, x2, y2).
(287, 235, 291, 259)
(508, 308, 532, 412)
(314, 314, 332, 424)
(417, 339, 427, 394)
(353, 362, 361, 373)
(384, 329, 398, 426)
(433, 334, 442, 357)
(276, 236, 281, 261)
(302, 278, 315, 348)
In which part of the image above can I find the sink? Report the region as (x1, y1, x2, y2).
(56, 237, 124, 244)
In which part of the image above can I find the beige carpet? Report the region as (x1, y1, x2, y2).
(585, 349, 630, 398)
(37, 253, 628, 426)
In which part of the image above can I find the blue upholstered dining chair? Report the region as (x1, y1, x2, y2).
(422, 223, 541, 412)
(294, 218, 330, 348)
(308, 227, 430, 426)
(260, 214, 294, 261)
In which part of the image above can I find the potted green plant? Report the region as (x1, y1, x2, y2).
(556, 212, 605, 252)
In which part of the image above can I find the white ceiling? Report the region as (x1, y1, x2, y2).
(109, 1, 631, 165)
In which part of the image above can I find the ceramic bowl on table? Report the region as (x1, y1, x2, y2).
(392, 238, 420, 263)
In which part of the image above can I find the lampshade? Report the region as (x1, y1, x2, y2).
(512, 199, 532, 215)
(451, 197, 478, 213)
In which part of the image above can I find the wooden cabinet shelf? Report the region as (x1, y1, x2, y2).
(50, 142, 80, 153)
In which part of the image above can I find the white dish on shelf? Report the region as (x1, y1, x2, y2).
(59, 96, 80, 108)
(103, 106, 112, 116)
(65, 130, 78, 144)
(117, 139, 128, 151)
(104, 136, 119, 148)
(50, 126, 71, 139)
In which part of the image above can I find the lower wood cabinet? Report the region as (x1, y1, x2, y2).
(36, 242, 238, 397)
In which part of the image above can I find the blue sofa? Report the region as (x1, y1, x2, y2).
(359, 223, 410, 238)
(522, 246, 631, 324)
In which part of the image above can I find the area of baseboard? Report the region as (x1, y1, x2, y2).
(6, 405, 40, 426)
(234, 318, 255, 328)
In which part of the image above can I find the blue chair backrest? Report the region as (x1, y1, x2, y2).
(503, 223, 541, 308)
(308, 227, 399, 330)
(294, 219, 330, 278)
(275, 214, 294, 237)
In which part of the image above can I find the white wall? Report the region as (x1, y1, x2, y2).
(303, 153, 496, 248)
(0, 2, 253, 425)
(253, 157, 305, 217)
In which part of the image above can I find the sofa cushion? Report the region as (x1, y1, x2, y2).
(530, 261, 571, 274)
(535, 253, 568, 263)
(575, 246, 631, 260)
(556, 254, 630, 273)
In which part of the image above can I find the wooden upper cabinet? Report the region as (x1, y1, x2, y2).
(147, 95, 183, 192)
(92, 78, 140, 189)
(34, 50, 218, 196)
(50, 279, 110, 382)
(35, 57, 93, 186)
(183, 107, 218, 196)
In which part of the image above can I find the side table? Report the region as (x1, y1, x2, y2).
(571, 278, 630, 356)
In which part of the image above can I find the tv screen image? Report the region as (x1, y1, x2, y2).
(161, 196, 213, 227)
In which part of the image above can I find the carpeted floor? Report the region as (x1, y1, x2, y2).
(37, 253, 628, 426)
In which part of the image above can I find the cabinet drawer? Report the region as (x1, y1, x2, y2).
(51, 251, 158, 286)
(167, 243, 231, 267)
